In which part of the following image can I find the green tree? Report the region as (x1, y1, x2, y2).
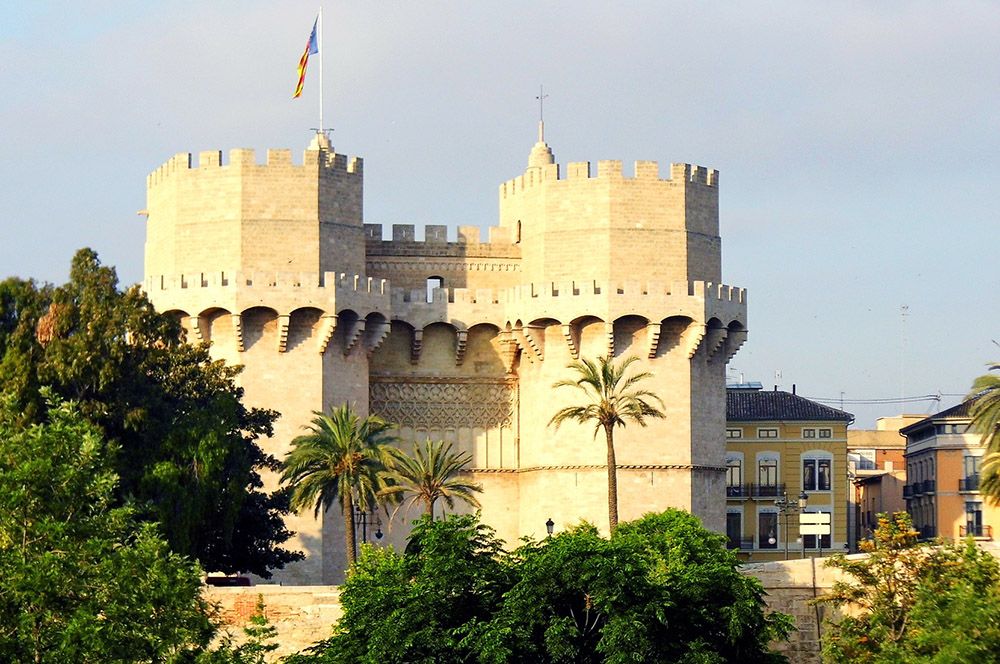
(291, 511, 790, 664)
(549, 355, 665, 531)
(0, 392, 216, 663)
(819, 511, 1000, 663)
(282, 405, 396, 567)
(379, 439, 483, 519)
(970, 364, 1000, 500)
(286, 514, 510, 664)
(0, 249, 300, 577)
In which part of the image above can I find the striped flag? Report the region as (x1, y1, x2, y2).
(293, 18, 319, 99)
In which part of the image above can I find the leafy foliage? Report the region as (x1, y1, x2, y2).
(281, 404, 396, 566)
(380, 438, 482, 519)
(549, 355, 665, 530)
(819, 511, 1000, 663)
(289, 510, 790, 663)
(0, 249, 299, 576)
(970, 364, 1000, 501)
(0, 392, 216, 662)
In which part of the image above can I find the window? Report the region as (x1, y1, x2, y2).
(758, 428, 778, 439)
(803, 454, 832, 491)
(819, 428, 832, 439)
(758, 458, 778, 488)
(726, 456, 743, 496)
(802, 428, 816, 438)
(802, 510, 832, 549)
(966, 502, 984, 537)
(758, 511, 778, 549)
(726, 511, 742, 549)
(964, 455, 981, 478)
(726, 428, 743, 439)
(425, 276, 444, 303)
(851, 449, 876, 471)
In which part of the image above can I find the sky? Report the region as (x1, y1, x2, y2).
(1, 1, 997, 427)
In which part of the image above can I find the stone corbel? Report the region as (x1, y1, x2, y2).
(365, 321, 391, 357)
(682, 322, 706, 359)
(605, 322, 615, 358)
(187, 315, 205, 343)
(646, 322, 661, 359)
(231, 313, 244, 352)
(723, 328, 749, 363)
(410, 329, 423, 364)
(343, 319, 366, 356)
(705, 326, 728, 360)
(455, 329, 468, 365)
(562, 324, 579, 359)
(317, 315, 338, 354)
(276, 314, 291, 352)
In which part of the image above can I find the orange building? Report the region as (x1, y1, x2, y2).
(902, 402, 999, 542)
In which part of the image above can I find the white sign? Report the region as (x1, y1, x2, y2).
(800, 524, 831, 536)
(799, 513, 831, 525)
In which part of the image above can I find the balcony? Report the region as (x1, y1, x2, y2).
(726, 484, 750, 499)
(959, 475, 980, 492)
(751, 483, 785, 499)
(903, 484, 914, 499)
(959, 524, 992, 540)
(921, 479, 936, 494)
(727, 536, 755, 550)
(918, 525, 936, 540)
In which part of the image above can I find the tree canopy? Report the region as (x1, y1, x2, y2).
(819, 511, 1000, 663)
(379, 439, 482, 519)
(0, 392, 216, 662)
(0, 249, 299, 576)
(289, 510, 790, 663)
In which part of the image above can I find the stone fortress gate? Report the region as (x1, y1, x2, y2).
(142, 126, 748, 584)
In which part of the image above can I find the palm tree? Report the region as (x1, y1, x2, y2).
(379, 439, 482, 519)
(280, 405, 396, 567)
(549, 355, 665, 532)
(970, 364, 1000, 501)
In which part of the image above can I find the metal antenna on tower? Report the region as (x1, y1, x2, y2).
(900, 304, 909, 404)
(535, 85, 549, 142)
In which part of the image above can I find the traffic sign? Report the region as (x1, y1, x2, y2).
(799, 524, 831, 536)
(799, 512, 831, 525)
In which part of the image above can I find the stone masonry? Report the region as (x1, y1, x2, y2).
(142, 127, 748, 584)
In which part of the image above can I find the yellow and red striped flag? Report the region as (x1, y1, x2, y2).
(293, 18, 319, 99)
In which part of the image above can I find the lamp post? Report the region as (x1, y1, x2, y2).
(545, 518, 554, 538)
(354, 506, 384, 545)
(775, 491, 809, 560)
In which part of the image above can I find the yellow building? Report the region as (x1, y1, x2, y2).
(725, 384, 853, 560)
(902, 402, 999, 542)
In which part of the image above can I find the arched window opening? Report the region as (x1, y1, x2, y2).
(426, 276, 444, 303)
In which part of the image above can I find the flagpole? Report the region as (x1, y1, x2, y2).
(318, 6, 324, 135)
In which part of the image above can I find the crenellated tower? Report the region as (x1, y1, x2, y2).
(142, 129, 748, 585)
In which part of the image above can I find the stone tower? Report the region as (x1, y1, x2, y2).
(142, 130, 747, 584)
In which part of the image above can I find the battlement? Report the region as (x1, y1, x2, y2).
(144, 271, 387, 295)
(499, 160, 719, 199)
(363, 224, 521, 261)
(147, 147, 363, 189)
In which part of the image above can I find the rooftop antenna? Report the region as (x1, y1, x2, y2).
(900, 304, 909, 404)
(535, 84, 548, 142)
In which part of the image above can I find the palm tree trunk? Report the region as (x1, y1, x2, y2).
(343, 492, 357, 568)
(605, 424, 619, 532)
(426, 497, 435, 520)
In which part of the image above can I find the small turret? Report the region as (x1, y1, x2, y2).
(527, 121, 555, 168)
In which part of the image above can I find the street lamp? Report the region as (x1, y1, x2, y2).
(775, 491, 809, 560)
(354, 506, 383, 545)
(545, 518, 554, 537)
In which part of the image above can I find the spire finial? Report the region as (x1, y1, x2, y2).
(536, 84, 548, 142)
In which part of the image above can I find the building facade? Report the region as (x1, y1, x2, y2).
(141, 129, 748, 584)
(902, 402, 998, 542)
(725, 385, 853, 561)
(847, 415, 918, 549)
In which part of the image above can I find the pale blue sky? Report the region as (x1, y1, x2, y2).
(1, 1, 997, 426)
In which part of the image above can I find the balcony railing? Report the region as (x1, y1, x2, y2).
(903, 484, 914, 499)
(727, 536, 755, 550)
(918, 525, 936, 540)
(921, 479, 936, 494)
(751, 483, 785, 499)
(959, 524, 992, 539)
(726, 484, 750, 499)
(959, 475, 980, 492)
